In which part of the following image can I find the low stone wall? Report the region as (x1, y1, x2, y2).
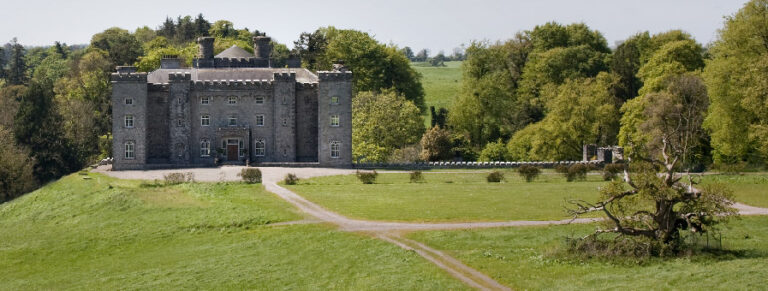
(353, 160, 603, 170)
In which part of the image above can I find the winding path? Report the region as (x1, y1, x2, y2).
(99, 166, 768, 290)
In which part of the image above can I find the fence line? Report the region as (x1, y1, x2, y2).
(352, 160, 603, 170)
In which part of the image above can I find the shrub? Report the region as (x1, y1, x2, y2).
(478, 140, 509, 162)
(283, 173, 299, 185)
(486, 171, 504, 183)
(164, 172, 194, 185)
(567, 164, 589, 182)
(420, 126, 453, 161)
(517, 165, 541, 182)
(356, 170, 378, 184)
(238, 168, 262, 184)
(603, 163, 625, 181)
(388, 144, 422, 163)
(410, 171, 425, 183)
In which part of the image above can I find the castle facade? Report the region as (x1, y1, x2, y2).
(111, 37, 352, 170)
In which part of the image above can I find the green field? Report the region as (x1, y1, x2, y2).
(0, 173, 465, 290)
(701, 174, 768, 208)
(412, 61, 463, 126)
(408, 216, 768, 290)
(284, 171, 604, 222)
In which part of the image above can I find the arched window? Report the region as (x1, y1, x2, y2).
(200, 139, 211, 157)
(124, 141, 135, 159)
(124, 115, 134, 128)
(254, 139, 266, 156)
(330, 141, 340, 158)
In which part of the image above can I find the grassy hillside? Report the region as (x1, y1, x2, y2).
(412, 61, 463, 126)
(409, 216, 768, 290)
(0, 173, 465, 290)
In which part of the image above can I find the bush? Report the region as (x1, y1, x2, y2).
(558, 164, 589, 182)
(388, 144, 422, 163)
(283, 173, 299, 185)
(486, 171, 504, 183)
(356, 170, 378, 184)
(517, 165, 541, 182)
(164, 172, 194, 185)
(420, 126, 453, 161)
(410, 171, 425, 183)
(238, 168, 262, 184)
(603, 163, 625, 181)
(478, 140, 509, 162)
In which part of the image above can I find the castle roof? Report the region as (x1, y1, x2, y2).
(215, 45, 254, 59)
(146, 67, 319, 84)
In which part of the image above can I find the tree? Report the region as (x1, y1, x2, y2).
(420, 126, 453, 161)
(415, 49, 429, 62)
(507, 73, 620, 161)
(6, 38, 27, 85)
(401, 46, 415, 61)
(0, 126, 37, 202)
(90, 27, 144, 66)
(353, 90, 425, 162)
(0, 46, 5, 79)
(209, 20, 237, 38)
(194, 14, 211, 37)
(429, 51, 446, 67)
(134, 26, 156, 43)
(704, 0, 768, 164)
(568, 79, 734, 253)
(636, 40, 704, 96)
(158, 17, 176, 39)
(479, 140, 509, 161)
(293, 29, 328, 71)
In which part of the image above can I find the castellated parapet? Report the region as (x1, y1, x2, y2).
(168, 72, 192, 82)
(273, 72, 297, 82)
(317, 71, 353, 81)
(111, 72, 148, 82)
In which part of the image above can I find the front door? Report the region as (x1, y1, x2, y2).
(227, 145, 238, 161)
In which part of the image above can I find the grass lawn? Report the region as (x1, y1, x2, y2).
(408, 216, 768, 290)
(0, 173, 465, 290)
(412, 61, 462, 126)
(285, 171, 605, 222)
(700, 173, 768, 208)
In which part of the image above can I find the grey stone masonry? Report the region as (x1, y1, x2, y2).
(110, 37, 353, 170)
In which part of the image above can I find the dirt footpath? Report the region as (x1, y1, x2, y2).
(94, 165, 357, 183)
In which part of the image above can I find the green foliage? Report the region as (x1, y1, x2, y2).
(0, 127, 37, 202)
(356, 170, 378, 184)
(297, 27, 425, 110)
(209, 20, 237, 38)
(486, 171, 505, 183)
(283, 173, 299, 185)
(704, 0, 768, 164)
(90, 27, 144, 66)
(5, 38, 27, 85)
(637, 40, 704, 95)
(419, 126, 453, 161)
(479, 140, 509, 161)
(557, 163, 589, 182)
(508, 73, 620, 161)
(387, 144, 422, 163)
(409, 171, 425, 183)
(238, 168, 262, 184)
(602, 163, 625, 181)
(516, 165, 541, 182)
(352, 90, 424, 162)
(134, 43, 197, 72)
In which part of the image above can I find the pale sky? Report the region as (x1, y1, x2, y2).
(0, 0, 749, 53)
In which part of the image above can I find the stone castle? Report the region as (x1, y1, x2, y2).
(111, 36, 352, 170)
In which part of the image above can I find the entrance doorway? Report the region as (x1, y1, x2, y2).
(227, 139, 239, 161)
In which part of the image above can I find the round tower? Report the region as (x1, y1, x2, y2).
(197, 37, 214, 59)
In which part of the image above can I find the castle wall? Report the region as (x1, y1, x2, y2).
(272, 73, 297, 162)
(317, 71, 353, 167)
(111, 72, 148, 170)
(295, 83, 318, 162)
(169, 73, 192, 165)
(146, 89, 170, 162)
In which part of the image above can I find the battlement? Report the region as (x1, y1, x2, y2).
(148, 83, 170, 92)
(168, 72, 192, 82)
(273, 72, 297, 82)
(111, 72, 148, 82)
(296, 82, 318, 90)
(317, 71, 353, 81)
(192, 80, 273, 90)
(214, 57, 259, 68)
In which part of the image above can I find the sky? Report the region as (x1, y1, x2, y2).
(0, 0, 750, 53)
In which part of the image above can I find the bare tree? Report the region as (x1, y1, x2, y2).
(568, 75, 737, 252)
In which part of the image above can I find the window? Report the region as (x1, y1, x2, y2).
(255, 96, 264, 104)
(200, 139, 211, 157)
(330, 115, 340, 127)
(331, 96, 339, 105)
(201, 96, 210, 105)
(282, 118, 287, 126)
(177, 119, 183, 127)
(228, 115, 237, 126)
(124, 141, 135, 159)
(256, 115, 264, 126)
(330, 141, 340, 158)
(239, 140, 245, 157)
(124, 115, 134, 128)
(254, 139, 265, 156)
(228, 96, 237, 105)
(201, 115, 210, 126)
(125, 98, 133, 105)
(175, 143, 184, 157)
